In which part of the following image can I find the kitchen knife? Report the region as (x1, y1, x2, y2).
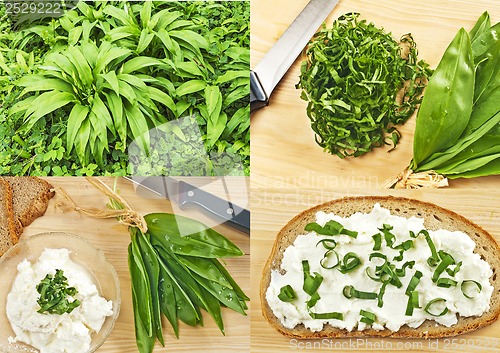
(125, 176, 250, 235)
(250, 0, 340, 112)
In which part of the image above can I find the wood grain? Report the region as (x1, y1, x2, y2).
(251, 187, 500, 352)
(19, 177, 250, 353)
(250, 0, 500, 189)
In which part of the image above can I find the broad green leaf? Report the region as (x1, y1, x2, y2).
(68, 27, 83, 46)
(145, 213, 244, 258)
(157, 267, 179, 338)
(67, 104, 90, 155)
(204, 86, 226, 149)
(121, 56, 163, 75)
(136, 234, 164, 347)
(94, 45, 131, 74)
(100, 71, 120, 95)
(175, 61, 205, 79)
(412, 28, 474, 167)
(170, 30, 209, 50)
(176, 80, 206, 97)
(448, 158, 500, 178)
(137, 29, 155, 54)
(129, 232, 153, 337)
(140, 1, 152, 29)
(65, 46, 93, 88)
(215, 70, 249, 84)
(105, 26, 137, 42)
(91, 94, 115, 135)
(103, 5, 137, 28)
(75, 119, 91, 164)
(152, 10, 181, 30)
(147, 86, 176, 115)
(175, 255, 232, 289)
(124, 102, 151, 155)
(23, 91, 74, 130)
(223, 106, 249, 137)
(470, 11, 491, 43)
(18, 76, 74, 96)
(103, 91, 127, 144)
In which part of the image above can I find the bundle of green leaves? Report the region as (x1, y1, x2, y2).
(0, 0, 249, 176)
(387, 12, 500, 187)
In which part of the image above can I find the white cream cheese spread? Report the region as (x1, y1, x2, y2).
(266, 204, 493, 332)
(6, 248, 113, 353)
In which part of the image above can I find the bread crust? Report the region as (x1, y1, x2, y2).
(261, 196, 500, 339)
(3, 176, 55, 229)
(0, 178, 22, 256)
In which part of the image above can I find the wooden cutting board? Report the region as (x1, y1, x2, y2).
(250, 0, 500, 189)
(251, 187, 500, 352)
(21, 177, 250, 353)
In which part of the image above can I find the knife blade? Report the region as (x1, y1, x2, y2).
(250, 0, 340, 112)
(125, 176, 250, 235)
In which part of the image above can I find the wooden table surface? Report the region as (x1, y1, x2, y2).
(250, 0, 500, 189)
(251, 187, 500, 353)
(20, 177, 250, 353)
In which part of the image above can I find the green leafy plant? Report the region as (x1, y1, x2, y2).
(0, 0, 250, 176)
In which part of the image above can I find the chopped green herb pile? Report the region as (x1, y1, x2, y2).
(36, 269, 81, 315)
(296, 13, 431, 158)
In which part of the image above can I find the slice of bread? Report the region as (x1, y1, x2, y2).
(0, 178, 22, 256)
(3, 177, 55, 234)
(261, 196, 500, 339)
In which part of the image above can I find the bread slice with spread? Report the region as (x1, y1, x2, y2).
(261, 196, 500, 339)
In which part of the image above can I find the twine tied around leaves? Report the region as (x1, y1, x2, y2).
(55, 177, 148, 233)
(381, 168, 449, 189)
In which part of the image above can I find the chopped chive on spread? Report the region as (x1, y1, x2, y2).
(338, 252, 361, 274)
(278, 285, 296, 303)
(305, 220, 358, 238)
(359, 309, 377, 324)
(36, 269, 81, 315)
(424, 298, 449, 317)
(461, 280, 483, 299)
(343, 285, 378, 300)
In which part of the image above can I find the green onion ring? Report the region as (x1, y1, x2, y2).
(405, 270, 423, 295)
(424, 298, 449, 316)
(277, 285, 296, 302)
(436, 278, 458, 288)
(338, 252, 361, 274)
(359, 309, 377, 324)
(432, 253, 455, 282)
(461, 280, 482, 299)
(316, 238, 337, 250)
(308, 310, 344, 320)
(343, 285, 378, 300)
(320, 249, 340, 269)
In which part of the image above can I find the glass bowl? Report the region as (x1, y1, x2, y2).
(0, 232, 121, 353)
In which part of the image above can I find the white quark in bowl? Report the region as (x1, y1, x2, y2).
(0, 232, 121, 353)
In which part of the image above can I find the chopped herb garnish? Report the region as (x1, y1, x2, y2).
(343, 285, 378, 300)
(36, 269, 81, 315)
(359, 309, 377, 324)
(338, 252, 362, 274)
(278, 285, 296, 303)
(305, 220, 358, 238)
(297, 12, 430, 158)
(461, 280, 483, 299)
(424, 298, 449, 317)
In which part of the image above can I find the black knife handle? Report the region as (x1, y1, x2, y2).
(177, 181, 250, 234)
(250, 70, 268, 112)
